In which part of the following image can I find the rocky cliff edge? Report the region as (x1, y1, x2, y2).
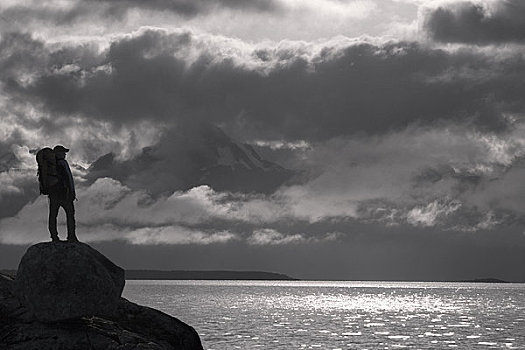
(0, 242, 203, 350)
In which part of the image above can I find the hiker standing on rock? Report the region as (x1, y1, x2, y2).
(44, 145, 78, 242)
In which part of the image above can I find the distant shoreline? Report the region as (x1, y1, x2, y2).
(125, 270, 298, 280)
(1, 269, 520, 283)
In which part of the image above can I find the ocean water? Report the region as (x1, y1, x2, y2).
(123, 280, 525, 349)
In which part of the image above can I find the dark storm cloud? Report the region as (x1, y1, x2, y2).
(90, 0, 281, 16)
(1, 0, 280, 28)
(6, 29, 525, 142)
(0, 32, 135, 163)
(1, 4, 98, 26)
(0, 31, 105, 92)
(423, 0, 525, 44)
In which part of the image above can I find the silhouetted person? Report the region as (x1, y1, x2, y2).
(48, 145, 78, 242)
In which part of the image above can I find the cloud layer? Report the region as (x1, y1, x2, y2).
(3, 118, 525, 246)
(423, 0, 525, 44)
(4, 27, 525, 144)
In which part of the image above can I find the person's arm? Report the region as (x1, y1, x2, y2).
(59, 159, 76, 199)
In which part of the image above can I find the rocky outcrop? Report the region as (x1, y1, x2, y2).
(14, 242, 125, 322)
(0, 242, 203, 350)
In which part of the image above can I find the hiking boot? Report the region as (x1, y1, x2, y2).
(51, 235, 60, 242)
(67, 236, 79, 242)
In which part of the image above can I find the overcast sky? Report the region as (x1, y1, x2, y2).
(1, 0, 525, 281)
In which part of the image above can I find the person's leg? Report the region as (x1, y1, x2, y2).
(63, 199, 77, 242)
(48, 196, 60, 241)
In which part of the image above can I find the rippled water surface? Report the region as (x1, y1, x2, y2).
(123, 280, 525, 349)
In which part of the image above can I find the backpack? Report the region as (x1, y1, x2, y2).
(36, 147, 59, 195)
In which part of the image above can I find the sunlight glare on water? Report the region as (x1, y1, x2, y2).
(123, 280, 525, 349)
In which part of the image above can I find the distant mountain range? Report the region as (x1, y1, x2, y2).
(2, 270, 520, 282)
(459, 278, 509, 283)
(86, 122, 296, 195)
(1, 269, 296, 280)
(125, 270, 297, 280)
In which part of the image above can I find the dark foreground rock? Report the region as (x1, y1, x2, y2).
(0, 242, 203, 350)
(14, 242, 125, 322)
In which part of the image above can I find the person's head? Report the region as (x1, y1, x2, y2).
(53, 145, 69, 159)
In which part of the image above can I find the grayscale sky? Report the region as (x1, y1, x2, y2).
(1, 0, 525, 281)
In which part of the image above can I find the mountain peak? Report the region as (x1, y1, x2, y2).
(87, 124, 295, 194)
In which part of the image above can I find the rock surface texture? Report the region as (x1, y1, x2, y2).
(0, 242, 203, 350)
(14, 242, 125, 322)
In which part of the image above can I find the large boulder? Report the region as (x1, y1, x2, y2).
(1, 272, 203, 350)
(1, 240, 204, 350)
(14, 241, 125, 322)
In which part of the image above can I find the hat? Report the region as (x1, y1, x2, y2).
(53, 145, 70, 153)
